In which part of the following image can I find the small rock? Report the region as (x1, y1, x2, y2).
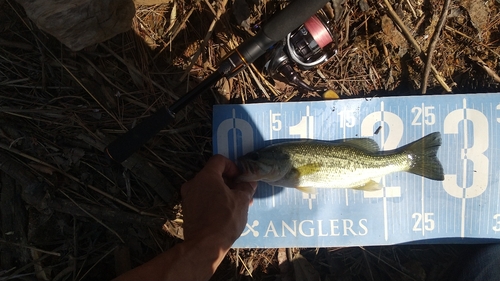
(16, 0, 136, 51)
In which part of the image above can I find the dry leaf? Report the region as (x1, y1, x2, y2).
(460, 0, 490, 40)
(292, 252, 321, 281)
(381, 15, 408, 56)
(28, 163, 55, 175)
(216, 77, 233, 103)
(233, 0, 251, 28)
(133, 0, 172, 5)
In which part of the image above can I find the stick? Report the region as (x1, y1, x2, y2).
(60, 190, 125, 243)
(382, 0, 452, 93)
(0, 239, 60, 256)
(0, 142, 160, 217)
(421, 0, 451, 94)
(470, 56, 500, 83)
(179, 0, 229, 82)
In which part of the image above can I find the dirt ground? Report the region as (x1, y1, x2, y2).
(1, 0, 499, 280)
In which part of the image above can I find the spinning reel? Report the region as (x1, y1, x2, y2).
(264, 10, 336, 92)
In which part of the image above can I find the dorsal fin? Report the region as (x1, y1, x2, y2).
(340, 138, 380, 153)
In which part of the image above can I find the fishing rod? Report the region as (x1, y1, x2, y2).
(106, 0, 330, 163)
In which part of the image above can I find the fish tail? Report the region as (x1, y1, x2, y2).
(402, 132, 444, 181)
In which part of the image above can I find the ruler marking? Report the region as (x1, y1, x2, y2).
(497, 170, 500, 234)
(269, 110, 273, 141)
(461, 99, 468, 237)
(232, 109, 238, 163)
(487, 102, 494, 235)
(421, 102, 426, 236)
(342, 106, 349, 206)
(437, 103, 442, 234)
(380, 102, 389, 241)
(268, 110, 276, 208)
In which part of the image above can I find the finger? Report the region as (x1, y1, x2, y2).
(204, 154, 240, 178)
(232, 181, 257, 202)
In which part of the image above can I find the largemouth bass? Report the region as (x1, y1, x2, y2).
(237, 132, 444, 193)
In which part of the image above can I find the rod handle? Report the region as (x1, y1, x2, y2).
(105, 107, 174, 163)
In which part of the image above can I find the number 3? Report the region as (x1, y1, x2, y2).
(442, 104, 489, 198)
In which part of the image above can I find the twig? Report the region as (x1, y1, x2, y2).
(76, 244, 118, 281)
(49, 198, 165, 227)
(421, 0, 451, 94)
(77, 53, 129, 95)
(5, 254, 52, 280)
(0, 239, 61, 257)
(99, 43, 178, 100)
(0, 38, 33, 50)
(404, 0, 417, 19)
(382, 0, 452, 92)
(154, 6, 195, 60)
(0, 142, 160, 217)
(60, 190, 124, 243)
(179, 0, 228, 82)
(445, 26, 500, 59)
(248, 65, 270, 99)
(338, 14, 351, 49)
(360, 247, 418, 281)
(250, 64, 280, 97)
(470, 56, 500, 83)
(237, 252, 254, 278)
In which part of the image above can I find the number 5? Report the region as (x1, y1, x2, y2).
(271, 112, 282, 131)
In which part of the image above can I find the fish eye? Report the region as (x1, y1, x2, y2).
(246, 152, 259, 161)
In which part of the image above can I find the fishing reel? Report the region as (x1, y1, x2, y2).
(264, 9, 336, 92)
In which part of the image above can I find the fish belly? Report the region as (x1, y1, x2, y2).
(299, 165, 404, 188)
(292, 151, 410, 189)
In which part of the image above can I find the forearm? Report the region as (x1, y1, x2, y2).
(114, 237, 229, 281)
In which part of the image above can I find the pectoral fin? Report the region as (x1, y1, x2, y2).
(352, 180, 382, 191)
(296, 186, 318, 194)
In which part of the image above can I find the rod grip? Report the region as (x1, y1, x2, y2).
(105, 107, 174, 163)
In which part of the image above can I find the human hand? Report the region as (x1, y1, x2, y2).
(181, 154, 257, 250)
(114, 155, 256, 281)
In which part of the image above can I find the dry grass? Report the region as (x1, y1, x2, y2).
(0, 0, 499, 280)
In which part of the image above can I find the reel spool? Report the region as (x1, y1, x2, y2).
(264, 10, 336, 92)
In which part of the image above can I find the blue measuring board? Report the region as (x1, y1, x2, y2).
(213, 93, 500, 248)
